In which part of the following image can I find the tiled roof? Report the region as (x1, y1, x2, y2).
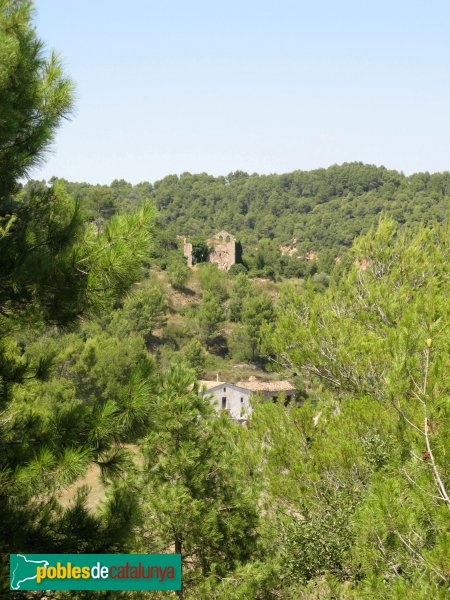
(199, 380, 226, 391)
(235, 380, 296, 392)
(198, 380, 296, 393)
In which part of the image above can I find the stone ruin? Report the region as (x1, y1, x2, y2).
(182, 238, 193, 268)
(182, 230, 237, 271)
(207, 230, 237, 271)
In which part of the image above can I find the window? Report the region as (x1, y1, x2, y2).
(222, 397, 227, 409)
(240, 397, 244, 403)
(223, 387, 226, 392)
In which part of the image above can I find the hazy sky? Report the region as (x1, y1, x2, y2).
(33, 0, 450, 184)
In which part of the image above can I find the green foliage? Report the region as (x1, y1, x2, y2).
(253, 239, 281, 279)
(311, 271, 330, 291)
(228, 272, 254, 322)
(80, 202, 156, 313)
(227, 274, 274, 362)
(167, 252, 190, 289)
(182, 338, 207, 377)
(0, 181, 155, 324)
(0, 0, 74, 198)
(190, 236, 210, 264)
(228, 324, 254, 363)
(281, 496, 353, 585)
(256, 218, 450, 596)
(109, 280, 167, 338)
(0, 2, 157, 583)
(196, 290, 225, 344)
(54, 163, 449, 280)
(228, 262, 247, 276)
(186, 560, 279, 600)
(56, 328, 151, 407)
(239, 292, 274, 361)
(1, 4, 449, 597)
(196, 262, 229, 302)
(138, 365, 259, 592)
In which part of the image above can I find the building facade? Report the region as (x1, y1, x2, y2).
(199, 378, 296, 422)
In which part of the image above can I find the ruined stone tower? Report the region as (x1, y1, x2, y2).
(181, 230, 237, 271)
(207, 231, 236, 271)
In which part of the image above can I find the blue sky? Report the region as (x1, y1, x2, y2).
(33, 1, 450, 184)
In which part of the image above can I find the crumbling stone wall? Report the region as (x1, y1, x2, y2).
(207, 231, 236, 271)
(181, 231, 236, 271)
(182, 238, 193, 268)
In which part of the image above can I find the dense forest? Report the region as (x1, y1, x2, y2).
(1, 2, 449, 599)
(28, 161, 448, 278)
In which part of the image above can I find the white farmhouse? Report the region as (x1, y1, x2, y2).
(199, 377, 296, 422)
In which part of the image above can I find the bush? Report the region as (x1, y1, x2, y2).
(196, 263, 228, 301)
(196, 291, 225, 343)
(312, 272, 331, 290)
(228, 324, 253, 362)
(229, 263, 247, 276)
(167, 254, 190, 290)
(110, 284, 166, 336)
(182, 338, 207, 377)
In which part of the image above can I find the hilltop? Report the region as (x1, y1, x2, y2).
(42, 162, 448, 260)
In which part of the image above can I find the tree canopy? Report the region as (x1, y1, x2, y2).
(50, 162, 449, 271)
(1, 2, 449, 598)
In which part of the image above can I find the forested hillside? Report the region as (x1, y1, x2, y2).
(43, 162, 449, 258)
(1, 2, 449, 599)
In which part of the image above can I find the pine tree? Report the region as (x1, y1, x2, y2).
(197, 291, 225, 344)
(0, 0, 73, 199)
(0, 1, 155, 588)
(138, 365, 258, 598)
(182, 338, 207, 377)
(260, 219, 450, 595)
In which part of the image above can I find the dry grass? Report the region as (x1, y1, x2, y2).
(58, 464, 106, 511)
(58, 445, 142, 512)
